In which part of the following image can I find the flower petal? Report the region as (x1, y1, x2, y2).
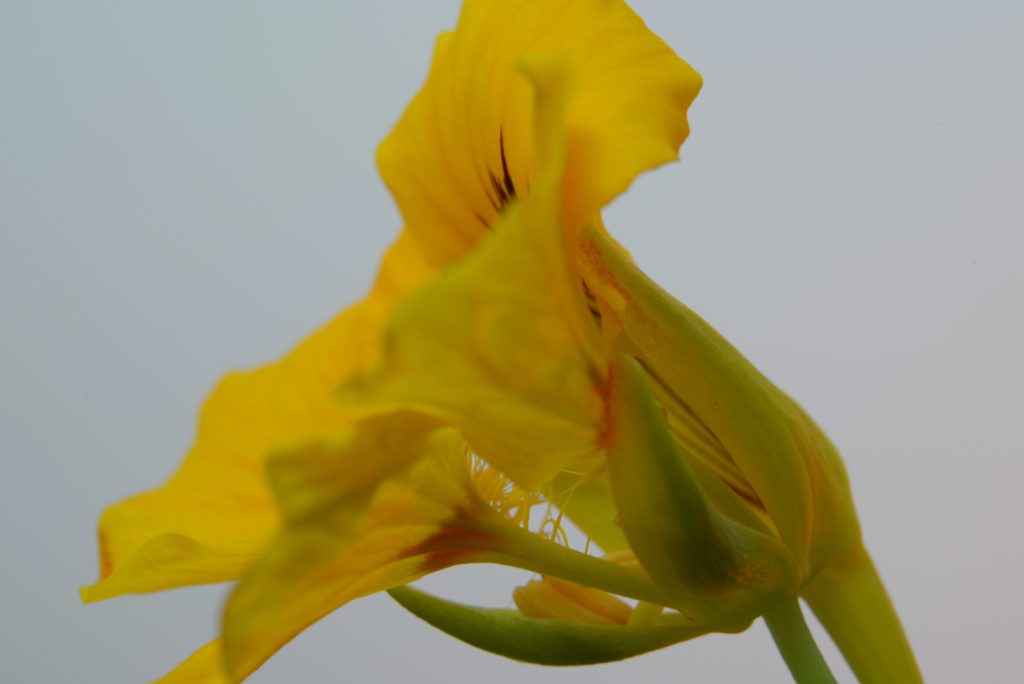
(513, 575, 633, 625)
(379, 0, 701, 265)
(221, 419, 492, 681)
(342, 56, 606, 490)
(155, 640, 228, 684)
(82, 231, 433, 601)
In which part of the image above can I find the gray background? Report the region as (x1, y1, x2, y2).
(2, 1, 1022, 681)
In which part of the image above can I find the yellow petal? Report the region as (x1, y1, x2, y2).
(154, 640, 228, 684)
(379, 0, 701, 266)
(514, 575, 633, 625)
(82, 230, 434, 601)
(342, 57, 605, 489)
(221, 419, 492, 682)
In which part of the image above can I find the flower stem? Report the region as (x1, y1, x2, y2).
(763, 598, 837, 684)
(475, 519, 668, 605)
(801, 547, 922, 683)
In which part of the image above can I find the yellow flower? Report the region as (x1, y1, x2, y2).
(84, 1, 921, 682)
(330, 0, 921, 679)
(213, 11, 716, 678)
(86, 0, 703, 678)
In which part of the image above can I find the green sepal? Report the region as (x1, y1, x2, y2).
(579, 222, 861, 571)
(388, 585, 729, 665)
(605, 355, 795, 615)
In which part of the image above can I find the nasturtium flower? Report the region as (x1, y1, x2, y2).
(84, 1, 921, 682)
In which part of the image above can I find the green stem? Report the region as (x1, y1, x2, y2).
(802, 547, 922, 683)
(763, 598, 837, 684)
(473, 520, 669, 605)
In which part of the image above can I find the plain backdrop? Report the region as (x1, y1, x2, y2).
(2, 1, 1022, 682)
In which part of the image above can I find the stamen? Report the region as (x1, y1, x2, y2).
(467, 454, 540, 529)
(538, 507, 570, 548)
